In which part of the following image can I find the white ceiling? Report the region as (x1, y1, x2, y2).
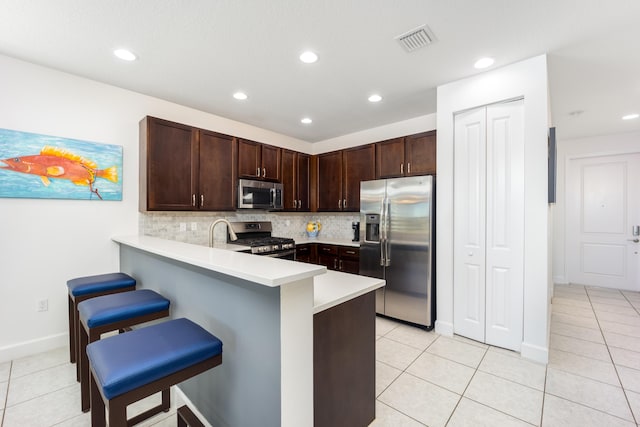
(1, 0, 639, 143)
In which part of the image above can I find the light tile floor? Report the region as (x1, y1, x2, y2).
(2, 284, 640, 426)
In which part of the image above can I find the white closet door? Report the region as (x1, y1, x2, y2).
(453, 100, 524, 351)
(453, 107, 487, 343)
(485, 100, 524, 351)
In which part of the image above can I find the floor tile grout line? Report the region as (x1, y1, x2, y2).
(443, 345, 489, 426)
(1, 361, 10, 427)
(586, 287, 638, 425)
(544, 390, 637, 424)
(375, 399, 428, 426)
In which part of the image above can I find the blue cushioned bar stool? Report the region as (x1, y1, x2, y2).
(87, 318, 223, 427)
(67, 273, 136, 367)
(77, 289, 171, 412)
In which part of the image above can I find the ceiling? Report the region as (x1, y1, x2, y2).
(0, 0, 639, 143)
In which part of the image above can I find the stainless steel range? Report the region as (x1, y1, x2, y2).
(228, 221, 296, 259)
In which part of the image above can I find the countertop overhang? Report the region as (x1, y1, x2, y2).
(113, 235, 384, 313)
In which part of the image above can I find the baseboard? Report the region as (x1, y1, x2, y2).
(435, 320, 454, 336)
(0, 332, 68, 363)
(174, 387, 214, 427)
(521, 341, 549, 364)
(553, 275, 568, 284)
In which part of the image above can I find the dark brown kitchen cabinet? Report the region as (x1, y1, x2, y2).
(376, 130, 436, 178)
(139, 116, 237, 211)
(316, 144, 375, 212)
(238, 139, 281, 181)
(282, 149, 310, 211)
(296, 243, 317, 264)
(316, 244, 360, 273)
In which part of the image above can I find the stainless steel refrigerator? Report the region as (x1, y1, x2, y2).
(360, 175, 435, 328)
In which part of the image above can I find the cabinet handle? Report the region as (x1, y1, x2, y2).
(257, 168, 260, 177)
(346, 250, 355, 255)
(323, 247, 330, 252)
(338, 199, 342, 209)
(262, 168, 266, 178)
(333, 259, 338, 269)
(408, 162, 411, 174)
(192, 194, 196, 207)
(293, 200, 297, 208)
(401, 163, 404, 174)
(297, 200, 301, 209)
(343, 199, 347, 209)
(200, 194, 204, 207)
(339, 260, 343, 270)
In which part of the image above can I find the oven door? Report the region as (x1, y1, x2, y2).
(262, 249, 295, 260)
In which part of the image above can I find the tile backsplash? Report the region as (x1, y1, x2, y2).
(140, 211, 360, 246)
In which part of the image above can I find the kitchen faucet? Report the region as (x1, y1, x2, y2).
(209, 219, 238, 247)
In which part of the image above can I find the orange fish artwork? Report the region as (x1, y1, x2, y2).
(0, 145, 118, 200)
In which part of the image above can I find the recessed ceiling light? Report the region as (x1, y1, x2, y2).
(113, 48, 137, 61)
(368, 94, 382, 103)
(233, 92, 248, 100)
(299, 51, 318, 64)
(474, 57, 494, 69)
(622, 113, 639, 120)
(301, 117, 312, 124)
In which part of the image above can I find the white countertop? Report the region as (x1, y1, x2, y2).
(113, 235, 326, 287)
(294, 236, 360, 247)
(113, 235, 383, 313)
(313, 270, 384, 314)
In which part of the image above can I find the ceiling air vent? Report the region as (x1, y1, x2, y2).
(395, 25, 436, 52)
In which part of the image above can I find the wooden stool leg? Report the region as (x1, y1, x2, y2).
(90, 371, 106, 427)
(109, 401, 127, 427)
(68, 295, 76, 363)
(75, 306, 81, 381)
(162, 388, 170, 412)
(80, 327, 90, 412)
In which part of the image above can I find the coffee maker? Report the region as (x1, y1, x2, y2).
(352, 221, 360, 242)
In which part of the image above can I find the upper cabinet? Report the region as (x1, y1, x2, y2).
(238, 139, 281, 181)
(376, 130, 436, 178)
(316, 144, 375, 212)
(282, 149, 310, 211)
(140, 116, 237, 211)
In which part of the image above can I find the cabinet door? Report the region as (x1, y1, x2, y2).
(281, 149, 297, 210)
(199, 131, 237, 211)
(318, 254, 339, 271)
(406, 131, 436, 175)
(376, 137, 405, 178)
(339, 258, 360, 274)
(144, 117, 198, 210)
(261, 144, 281, 181)
(317, 151, 343, 211)
(238, 139, 261, 178)
(297, 153, 310, 211)
(343, 144, 375, 212)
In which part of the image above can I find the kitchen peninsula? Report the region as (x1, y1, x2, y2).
(112, 235, 384, 427)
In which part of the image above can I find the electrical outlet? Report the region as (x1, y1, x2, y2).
(179, 222, 187, 232)
(37, 299, 48, 312)
(191, 222, 198, 231)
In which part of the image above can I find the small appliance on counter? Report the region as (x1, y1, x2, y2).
(352, 221, 360, 242)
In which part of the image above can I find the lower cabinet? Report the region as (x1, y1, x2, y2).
(316, 244, 360, 274)
(314, 291, 375, 427)
(295, 243, 317, 264)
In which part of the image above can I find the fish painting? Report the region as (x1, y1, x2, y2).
(0, 145, 118, 200)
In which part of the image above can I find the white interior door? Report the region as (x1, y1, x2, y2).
(566, 153, 640, 290)
(484, 101, 524, 350)
(454, 100, 524, 351)
(454, 107, 487, 343)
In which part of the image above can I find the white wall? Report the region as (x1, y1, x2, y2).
(0, 54, 311, 362)
(312, 114, 436, 154)
(553, 130, 640, 285)
(436, 55, 551, 363)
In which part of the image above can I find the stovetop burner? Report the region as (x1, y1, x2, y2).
(227, 221, 295, 255)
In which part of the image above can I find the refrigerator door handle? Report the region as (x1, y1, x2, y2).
(385, 198, 391, 266)
(379, 198, 386, 266)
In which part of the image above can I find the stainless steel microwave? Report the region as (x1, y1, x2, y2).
(237, 179, 283, 210)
